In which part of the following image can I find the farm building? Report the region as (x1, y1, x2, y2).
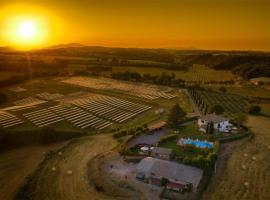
(198, 114, 232, 133)
(148, 121, 166, 132)
(136, 157, 203, 192)
(150, 147, 173, 160)
(250, 77, 270, 85)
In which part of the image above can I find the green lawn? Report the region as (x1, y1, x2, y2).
(178, 122, 207, 140)
(159, 122, 209, 157)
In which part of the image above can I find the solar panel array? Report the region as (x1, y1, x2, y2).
(48, 105, 112, 130)
(3, 88, 153, 130)
(69, 94, 152, 123)
(62, 76, 177, 100)
(23, 108, 64, 127)
(0, 111, 24, 128)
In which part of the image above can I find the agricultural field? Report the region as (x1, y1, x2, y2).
(221, 85, 270, 99)
(188, 89, 249, 115)
(0, 142, 67, 200)
(110, 65, 236, 83)
(260, 103, 270, 116)
(14, 134, 137, 200)
(69, 64, 236, 83)
(202, 116, 270, 200)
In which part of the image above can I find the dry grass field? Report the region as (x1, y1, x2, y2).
(0, 142, 66, 200)
(202, 116, 270, 200)
(225, 85, 270, 99)
(260, 103, 270, 116)
(18, 134, 127, 200)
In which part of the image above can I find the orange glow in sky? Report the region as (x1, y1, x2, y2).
(0, 1, 270, 51)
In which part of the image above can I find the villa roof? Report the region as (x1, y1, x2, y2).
(200, 114, 228, 123)
(137, 157, 203, 190)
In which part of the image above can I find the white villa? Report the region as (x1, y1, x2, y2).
(198, 114, 232, 133)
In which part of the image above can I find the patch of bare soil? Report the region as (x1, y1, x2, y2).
(89, 152, 162, 200)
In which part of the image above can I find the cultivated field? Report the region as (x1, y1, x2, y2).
(188, 89, 249, 115)
(68, 64, 236, 83)
(202, 116, 270, 200)
(0, 142, 66, 200)
(224, 86, 270, 99)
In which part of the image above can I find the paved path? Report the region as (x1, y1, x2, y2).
(127, 128, 169, 148)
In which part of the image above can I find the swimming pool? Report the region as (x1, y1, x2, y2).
(183, 138, 213, 149)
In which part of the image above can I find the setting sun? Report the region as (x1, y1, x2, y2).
(0, 4, 62, 50)
(18, 21, 37, 39)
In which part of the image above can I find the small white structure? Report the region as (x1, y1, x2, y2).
(140, 146, 150, 155)
(198, 114, 232, 133)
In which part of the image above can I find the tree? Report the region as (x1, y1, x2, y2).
(210, 105, 225, 114)
(167, 103, 186, 128)
(233, 113, 247, 128)
(206, 122, 214, 134)
(248, 105, 261, 115)
(219, 86, 227, 93)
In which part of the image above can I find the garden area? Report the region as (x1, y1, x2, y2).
(157, 122, 218, 170)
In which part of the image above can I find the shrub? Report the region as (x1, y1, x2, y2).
(248, 105, 261, 115)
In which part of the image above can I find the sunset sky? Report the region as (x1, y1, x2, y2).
(0, 0, 270, 50)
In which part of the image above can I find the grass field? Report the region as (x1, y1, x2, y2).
(110, 65, 236, 82)
(202, 116, 270, 200)
(224, 85, 270, 99)
(15, 134, 124, 200)
(0, 142, 66, 200)
(68, 64, 236, 83)
(260, 103, 270, 116)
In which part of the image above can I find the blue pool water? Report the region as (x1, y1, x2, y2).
(183, 138, 213, 149)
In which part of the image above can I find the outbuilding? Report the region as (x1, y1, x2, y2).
(136, 157, 203, 192)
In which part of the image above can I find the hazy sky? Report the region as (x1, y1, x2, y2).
(0, 0, 270, 50)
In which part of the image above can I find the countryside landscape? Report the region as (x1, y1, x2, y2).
(0, 1, 270, 200)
